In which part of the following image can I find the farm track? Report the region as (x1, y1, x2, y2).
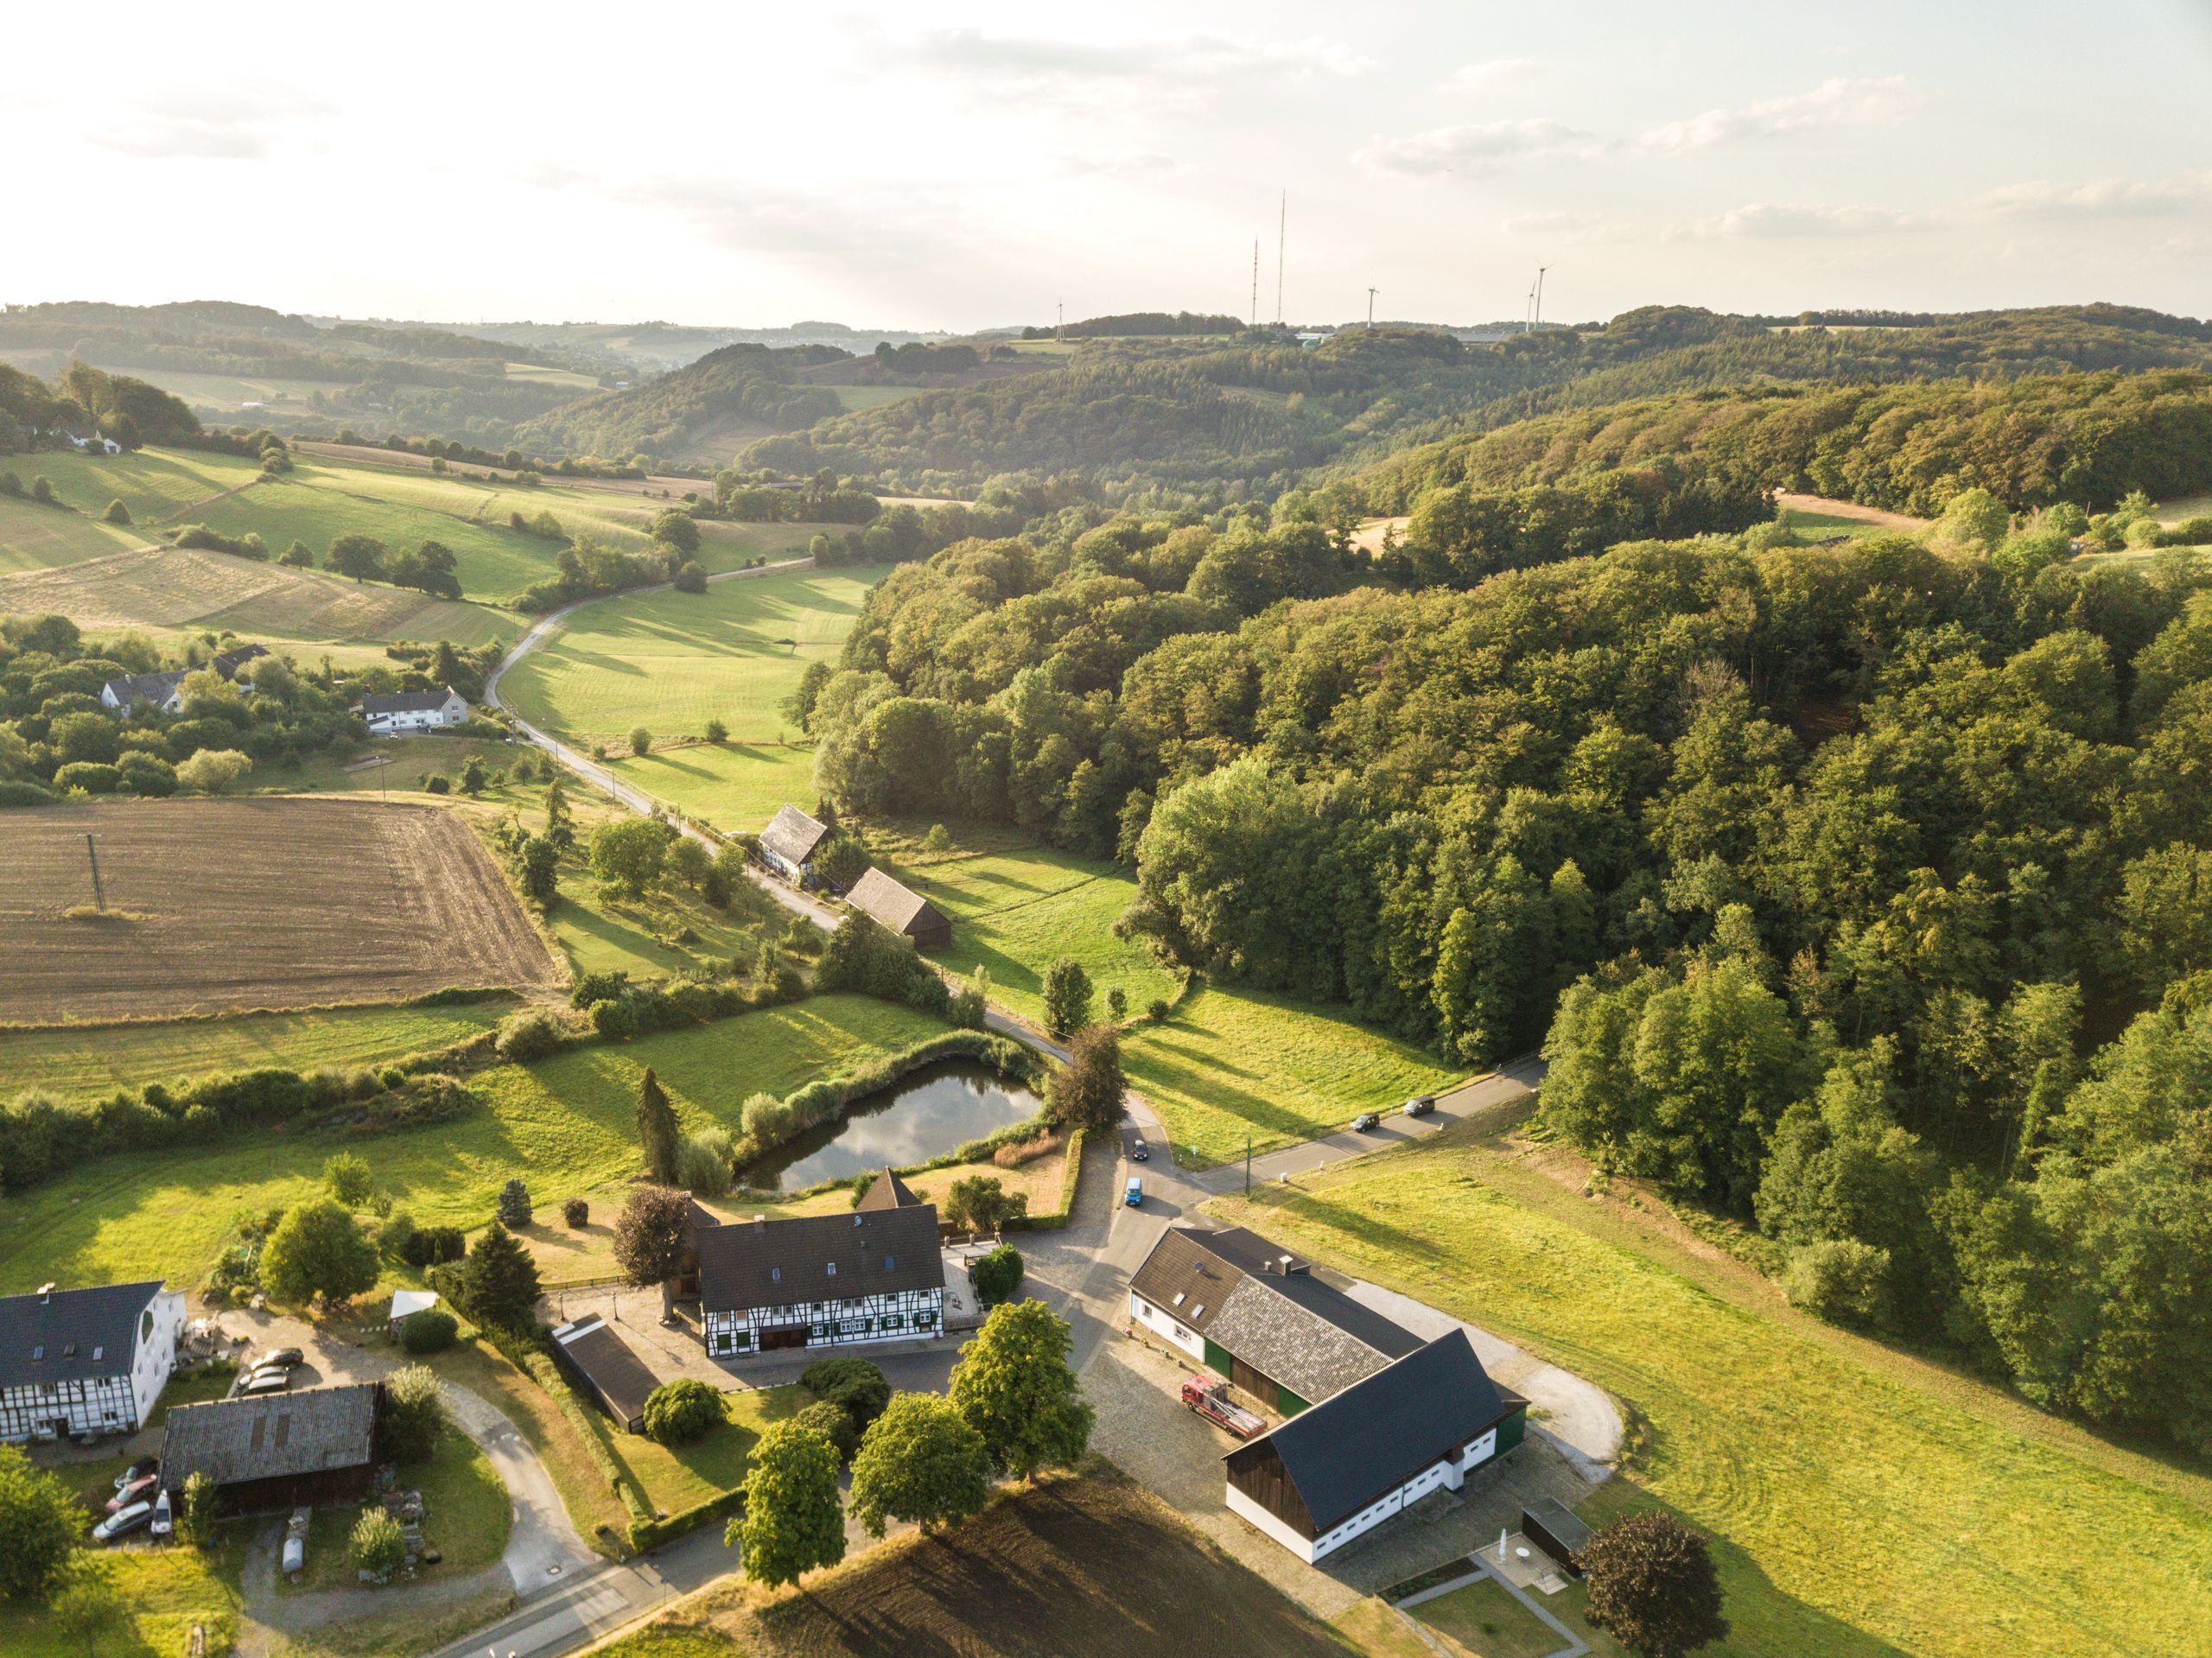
(154, 473, 264, 525)
(0, 797, 559, 1023)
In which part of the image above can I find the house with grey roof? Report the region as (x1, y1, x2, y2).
(0, 1280, 185, 1444)
(1128, 1226, 1422, 1413)
(846, 867, 952, 950)
(1223, 1328, 1527, 1564)
(697, 1202, 944, 1359)
(160, 1382, 381, 1512)
(757, 804, 830, 883)
(99, 670, 186, 717)
(359, 686, 467, 735)
(551, 1315, 658, 1434)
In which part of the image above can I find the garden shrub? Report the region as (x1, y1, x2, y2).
(642, 1377, 724, 1445)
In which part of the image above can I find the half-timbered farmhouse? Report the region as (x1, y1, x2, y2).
(0, 1280, 184, 1445)
(696, 1183, 944, 1357)
(757, 804, 830, 883)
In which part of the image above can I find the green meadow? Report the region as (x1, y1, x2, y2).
(498, 563, 888, 749)
(601, 740, 822, 833)
(0, 994, 944, 1293)
(1214, 1128, 2212, 1658)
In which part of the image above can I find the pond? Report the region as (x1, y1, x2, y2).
(741, 1058, 1044, 1192)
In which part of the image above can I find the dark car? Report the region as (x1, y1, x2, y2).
(1403, 1095, 1436, 1117)
(257, 1348, 303, 1369)
(112, 1458, 156, 1491)
(1351, 1112, 1381, 1133)
(1129, 1140, 1150, 1163)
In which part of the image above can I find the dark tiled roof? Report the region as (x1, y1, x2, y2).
(697, 1205, 944, 1314)
(551, 1316, 659, 1427)
(855, 1169, 920, 1211)
(1224, 1329, 1522, 1536)
(0, 1281, 162, 1389)
(846, 868, 949, 937)
(212, 644, 268, 678)
(360, 686, 461, 716)
(161, 1382, 378, 1490)
(760, 804, 829, 867)
(102, 670, 183, 706)
(1128, 1227, 1420, 1400)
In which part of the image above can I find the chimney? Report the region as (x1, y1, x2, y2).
(753, 1215, 766, 1229)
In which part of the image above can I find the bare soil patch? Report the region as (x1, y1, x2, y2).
(0, 797, 558, 1024)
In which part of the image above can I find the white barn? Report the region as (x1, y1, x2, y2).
(696, 1181, 944, 1358)
(0, 1280, 185, 1445)
(359, 686, 468, 736)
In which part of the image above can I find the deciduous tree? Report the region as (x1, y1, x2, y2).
(261, 1198, 380, 1308)
(949, 1299, 1092, 1479)
(849, 1392, 990, 1536)
(729, 1420, 845, 1587)
(1578, 1511, 1728, 1658)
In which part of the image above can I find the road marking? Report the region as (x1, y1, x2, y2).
(490, 1584, 632, 1657)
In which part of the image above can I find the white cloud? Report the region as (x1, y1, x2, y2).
(91, 87, 331, 161)
(1440, 58, 1541, 94)
(1055, 152, 1178, 179)
(1974, 174, 2212, 219)
(1636, 76, 1918, 152)
(899, 29, 1371, 85)
(1359, 118, 1599, 176)
(1669, 202, 1924, 239)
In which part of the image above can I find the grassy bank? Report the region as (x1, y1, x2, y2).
(1209, 1122, 2212, 1658)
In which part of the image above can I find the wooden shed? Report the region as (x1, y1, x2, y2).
(846, 867, 952, 951)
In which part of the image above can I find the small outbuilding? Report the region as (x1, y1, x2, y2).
(1522, 1498, 1593, 1577)
(550, 1315, 659, 1434)
(160, 1382, 381, 1513)
(387, 1289, 440, 1339)
(845, 867, 952, 951)
(758, 804, 830, 883)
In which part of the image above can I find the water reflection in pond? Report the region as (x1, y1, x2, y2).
(741, 1059, 1042, 1192)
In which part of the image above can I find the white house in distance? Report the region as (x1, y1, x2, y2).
(696, 1172, 945, 1357)
(0, 1280, 185, 1444)
(99, 670, 187, 716)
(359, 686, 468, 736)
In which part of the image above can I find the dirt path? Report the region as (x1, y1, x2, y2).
(1773, 491, 1929, 531)
(156, 474, 264, 526)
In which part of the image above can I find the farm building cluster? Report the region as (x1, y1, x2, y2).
(1131, 1226, 1528, 1564)
(757, 804, 952, 949)
(97, 643, 267, 717)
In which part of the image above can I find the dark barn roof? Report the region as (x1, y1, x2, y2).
(1129, 1227, 1421, 1400)
(360, 686, 461, 716)
(760, 804, 830, 867)
(697, 1205, 944, 1315)
(0, 1281, 162, 1390)
(845, 867, 950, 940)
(551, 1316, 659, 1431)
(855, 1168, 921, 1211)
(1224, 1329, 1522, 1537)
(162, 1382, 378, 1492)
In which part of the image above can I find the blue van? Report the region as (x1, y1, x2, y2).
(1123, 1177, 1143, 1207)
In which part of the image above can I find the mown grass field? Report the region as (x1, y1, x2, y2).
(1124, 986, 1463, 1167)
(499, 563, 887, 752)
(0, 445, 265, 571)
(632, 1470, 1355, 1658)
(1211, 1124, 2212, 1658)
(872, 830, 1459, 1164)
(0, 994, 945, 1292)
(0, 997, 518, 1102)
(600, 741, 821, 831)
(1407, 1579, 1565, 1658)
(601, 1383, 810, 1519)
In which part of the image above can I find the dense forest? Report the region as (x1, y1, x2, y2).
(794, 402, 2212, 1450)
(512, 342, 850, 461)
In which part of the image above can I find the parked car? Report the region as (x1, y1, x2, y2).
(1129, 1139, 1150, 1163)
(92, 1501, 153, 1544)
(1403, 1095, 1436, 1117)
(257, 1348, 303, 1369)
(113, 1458, 156, 1490)
(106, 1474, 158, 1513)
(239, 1369, 291, 1396)
(1124, 1177, 1144, 1207)
(1351, 1112, 1381, 1132)
(149, 1489, 172, 1539)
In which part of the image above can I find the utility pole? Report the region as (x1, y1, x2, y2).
(83, 832, 105, 913)
(1251, 238, 1260, 327)
(1366, 287, 1379, 328)
(1275, 191, 1287, 324)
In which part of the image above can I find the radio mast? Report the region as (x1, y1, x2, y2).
(1275, 191, 1286, 323)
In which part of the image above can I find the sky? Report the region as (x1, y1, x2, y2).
(6, 0, 2209, 333)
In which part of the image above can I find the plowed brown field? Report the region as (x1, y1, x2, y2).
(0, 798, 558, 1025)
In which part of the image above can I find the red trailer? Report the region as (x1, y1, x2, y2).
(1181, 1378, 1265, 1439)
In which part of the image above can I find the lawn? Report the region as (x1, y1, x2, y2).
(1124, 985, 1464, 1167)
(497, 564, 889, 750)
(599, 741, 822, 835)
(1777, 508, 1891, 541)
(648, 1468, 1357, 1658)
(600, 1384, 810, 1520)
(0, 997, 518, 1102)
(282, 1423, 511, 1592)
(0, 445, 264, 569)
(1209, 1124, 2212, 1658)
(1408, 1579, 1565, 1658)
(0, 994, 949, 1293)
